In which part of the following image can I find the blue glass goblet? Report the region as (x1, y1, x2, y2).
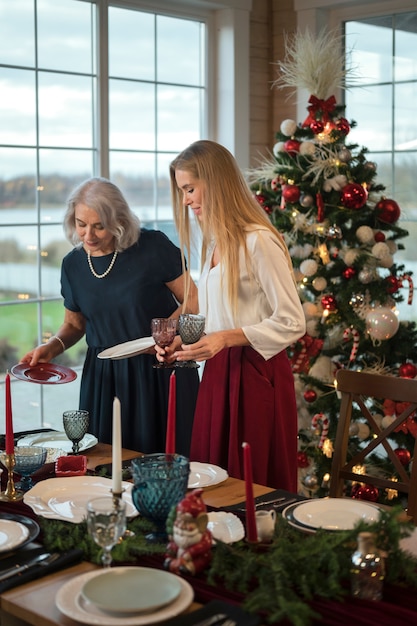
(131, 453, 190, 543)
(13, 446, 47, 491)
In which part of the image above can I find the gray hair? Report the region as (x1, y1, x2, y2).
(63, 177, 141, 251)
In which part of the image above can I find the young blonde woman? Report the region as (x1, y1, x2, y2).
(157, 140, 305, 491)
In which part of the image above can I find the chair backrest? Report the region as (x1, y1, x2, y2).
(329, 368, 417, 523)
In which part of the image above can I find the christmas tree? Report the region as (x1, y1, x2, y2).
(250, 30, 417, 505)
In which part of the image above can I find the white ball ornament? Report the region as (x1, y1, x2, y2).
(273, 142, 285, 157)
(356, 226, 374, 244)
(386, 240, 398, 254)
(300, 259, 318, 276)
(372, 242, 390, 260)
(343, 249, 360, 266)
(366, 307, 399, 341)
(302, 302, 319, 318)
(357, 423, 371, 440)
(299, 141, 316, 156)
(349, 423, 360, 436)
(372, 413, 384, 428)
(378, 254, 394, 268)
(312, 276, 327, 291)
(381, 414, 396, 429)
(280, 119, 297, 136)
(306, 319, 319, 337)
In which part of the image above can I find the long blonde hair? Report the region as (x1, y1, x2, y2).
(170, 140, 294, 316)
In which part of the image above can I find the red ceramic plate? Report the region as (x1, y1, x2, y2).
(11, 363, 77, 384)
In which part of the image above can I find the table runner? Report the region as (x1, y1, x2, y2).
(2, 463, 417, 625)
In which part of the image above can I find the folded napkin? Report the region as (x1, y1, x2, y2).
(0, 546, 83, 593)
(213, 489, 307, 515)
(163, 599, 261, 626)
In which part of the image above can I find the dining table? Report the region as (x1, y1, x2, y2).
(1, 441, 417, 626)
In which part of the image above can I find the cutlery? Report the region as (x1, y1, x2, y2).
(0, 552, 59, 582)
(193, 613, 229, 626)
(237, 495, 297, 512)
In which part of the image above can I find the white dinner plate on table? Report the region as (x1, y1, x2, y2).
(285, 498, 380, 532)
(98, 337, 155, 360)
(56, 568, 194, 625)
(207, 512, 244, 543)
(0, 513, 40, 552)
(188, 462, 228, 488)
(81, 567, 182, 614)
(23, 476, 137, 523)
(0, 519, 30, 552)
(16, 431, 98, 454)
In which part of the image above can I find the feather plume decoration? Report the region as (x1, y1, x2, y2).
(273, 29, 355, 99)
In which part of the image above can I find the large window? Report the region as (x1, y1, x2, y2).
(0, 0, 207, 431)
(344, 11, 417, 320)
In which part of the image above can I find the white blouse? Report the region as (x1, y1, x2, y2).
(198, 226, 306, 360)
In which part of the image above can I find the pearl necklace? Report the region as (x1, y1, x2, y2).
(87, 250, 118, 279)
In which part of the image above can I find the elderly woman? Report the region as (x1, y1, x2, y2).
(20, 177, 199, 456)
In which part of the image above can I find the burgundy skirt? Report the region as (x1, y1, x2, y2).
(190, 346, 298, 491)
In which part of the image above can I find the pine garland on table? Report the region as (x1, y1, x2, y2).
(39, 508, 417, 626)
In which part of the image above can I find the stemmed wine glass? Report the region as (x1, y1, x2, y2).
(151, 318, 177, 368)
(131, 453, 190, 543)
(87, 497, 126, 568)
(11, 446, 47, 492)
(63, 410, 89, 454)
(175, 314, 205, 369)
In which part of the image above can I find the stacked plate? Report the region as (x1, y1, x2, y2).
(24, 476, 137, 523)
(188, 462, 228, 489)
(56, 567, 194, 625)
(282, 498, 381, 533)
(17, 431, 98, 454)
(0, 513, 40, 554)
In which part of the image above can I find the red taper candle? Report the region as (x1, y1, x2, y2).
(165, 370, 176, 454)
(5, 373, 14, 455)
(242, 441, 257, 542)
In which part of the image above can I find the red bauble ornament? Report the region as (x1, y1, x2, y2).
(336, 117, 351, 135)
(350, 482, 362, 498)
(394, 447, 411, 466)
(343, 267, 356, 280)
(385, 275, 400, 294)
(376, 198, 401, 223)
(303, 389, 317, 403)
(374, 231, 386, 242)
(399, 362, 417, 379)
(284, 139, 301, 155)
(254, 193, 266, 206)
(340, 183, 368, 210)
(310, 120, 324, 134)
(353, 484, 379, 502)
(282, 184, 301, 203)
(297, 451, 310, 468)
(321, 294, 337, 311)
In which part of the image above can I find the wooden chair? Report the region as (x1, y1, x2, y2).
(329, 368, 417, 523)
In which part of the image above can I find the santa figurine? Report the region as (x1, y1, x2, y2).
(164, 488, 212, 576)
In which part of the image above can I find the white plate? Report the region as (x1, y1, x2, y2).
(0, 520, 30, 552)
(23, 476, 138, 523)
(282, 502, 317, 534)
(17, 431, 98, 453)
(56, 568, 194, 625)
(188, 462, 228, 489)
(98, 337, 155, 360)
(292, 498, 380, 531)
(81, 567, 182, 614)
(207, 512, 244, 543)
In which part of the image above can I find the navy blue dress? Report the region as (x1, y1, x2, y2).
(61, 229, 199, 456)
